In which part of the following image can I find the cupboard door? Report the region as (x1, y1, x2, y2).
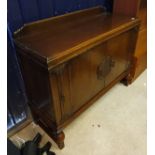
(59, 43, 107, 120)
(58, 29, 135, 121)
(104, 30, 135, 86)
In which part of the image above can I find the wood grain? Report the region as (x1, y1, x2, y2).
(14, 7, 140, 149)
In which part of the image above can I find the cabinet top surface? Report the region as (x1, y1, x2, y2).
(14, 7, 140, 66)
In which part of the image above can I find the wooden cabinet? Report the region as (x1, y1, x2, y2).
(113, 0, 147, 80)
(14, 7, 140, 149)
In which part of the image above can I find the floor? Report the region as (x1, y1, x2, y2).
(11, 71, 147, 155)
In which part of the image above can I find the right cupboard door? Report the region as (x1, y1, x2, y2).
(59, 28, 137, 122)
(104, 29, 136, 86)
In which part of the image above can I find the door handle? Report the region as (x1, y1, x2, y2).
(97, 56, 115, 80)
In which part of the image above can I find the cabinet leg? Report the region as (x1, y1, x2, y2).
(37, 120, 65, 149)
(52, 131, 65, 149)
(121, 57, 137, 86)
(121, 73, 133, 86)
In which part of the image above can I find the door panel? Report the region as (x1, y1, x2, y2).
(60, 43, 106, 119)
(60, 30, 133, 120)
(104, 30, 133, 86)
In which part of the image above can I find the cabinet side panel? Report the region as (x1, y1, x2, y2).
(135, 28, 147, 57)
(134, 0, 147, 79)
(16, 49, 56, 127)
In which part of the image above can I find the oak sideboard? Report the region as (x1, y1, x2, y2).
(14, 7, 140, 149)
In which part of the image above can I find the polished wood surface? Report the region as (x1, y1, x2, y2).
(14, 7, 140, 149)
(14, 6, 139, 69)
(15, 14, 135, 58)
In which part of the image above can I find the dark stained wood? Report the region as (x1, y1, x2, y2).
(14, 7, 140, 69)
(113, 0, 140, 16)
(58, 70, 129, 130)
(14, 7, 140, 149)
(14, 15, 136, 59)
(113, 0, 147, 81)
(134, 0, 147, 78)
(104, 28, 138, 86)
